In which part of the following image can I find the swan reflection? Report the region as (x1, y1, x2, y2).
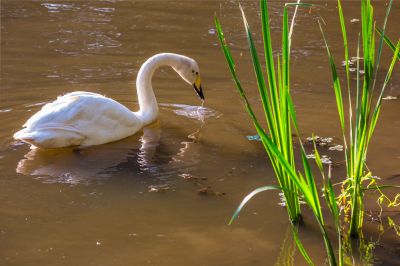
(16, 125, 161, 185)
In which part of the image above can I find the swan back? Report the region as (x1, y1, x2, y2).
(14, 92, 142, 148)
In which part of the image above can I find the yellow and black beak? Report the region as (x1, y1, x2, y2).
(193, 76, 204, 100)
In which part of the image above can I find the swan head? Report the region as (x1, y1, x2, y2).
(173, 56, 204, 100)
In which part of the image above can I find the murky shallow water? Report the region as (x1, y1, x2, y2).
(1, 1, 399, 265)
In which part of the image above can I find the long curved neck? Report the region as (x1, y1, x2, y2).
(135, 53, 185, 125)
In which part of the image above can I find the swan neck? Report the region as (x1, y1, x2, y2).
(135, 53, 183, 125)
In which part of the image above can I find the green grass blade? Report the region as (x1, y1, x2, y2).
(326, 174, 340, 226)
(255, 128, 321, 217)
(239, 4, 279, 144)
(363, 184, 400, 191)
(368, 40, 400, 143)
(337, 0, 352, 181)
(376, 28, 400, 60)
(260, 0, 278, 99)
(214, 16, 261, 127)
(318, 218, 338, 265)
(291, 226, 315, 266)
(281, 5, 293, 178)
(371, 0, 393, 93)
(229, 185, 281, 225)
(282, 6, 290, 101)
(314, 143, 339, 226)
(337, 0, 350, 90)
(354, 33, 361, 165)
(318, 21, 345, 133)
(299, 146, 323, 222)
(312, 137, 325, 179)
(215, 15, 283, 180)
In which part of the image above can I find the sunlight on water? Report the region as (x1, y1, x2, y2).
(160, 103, 222, 121)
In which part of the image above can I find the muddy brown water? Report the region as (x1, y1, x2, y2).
(1, 1, 399, 265)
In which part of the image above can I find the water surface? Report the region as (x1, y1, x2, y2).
(1, 1, 399, 265)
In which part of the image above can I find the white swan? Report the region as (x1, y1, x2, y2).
(13, 53, 204, 149)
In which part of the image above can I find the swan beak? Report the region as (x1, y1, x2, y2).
(193, 76, 204, 100)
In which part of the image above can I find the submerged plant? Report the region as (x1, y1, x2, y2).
(319, 0, 399, 237)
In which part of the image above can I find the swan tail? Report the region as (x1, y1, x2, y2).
(13, 127, 85, 149)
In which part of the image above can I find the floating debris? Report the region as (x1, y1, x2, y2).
(350, 18, 360, 23)
(278, 192, 286, 207)
(341, 60, 355, 67)
(382, 96, 397, 100)
(198, 186, 211, 195)
(329, 145, 344, 151)
(180, 173, 207, 181)
(306, 153, 332, 164)
(306, 136, 333, 146)
(148, 185, 170, 193)
(306, 154, 315, 159)
(88, 7, 115, 13)
(246, 135, 261, 141)
(319, 156, 332, 165)
(41, 3, 77, 12)
(342, 57, 364, 74)
(208, 28, 216, 35)
(197, 186, 225, 196)
(278, 192, 305, 207)
(348, 68, 364, 75)
(320, 155, 332, 165)
(322, 137, 333, 143)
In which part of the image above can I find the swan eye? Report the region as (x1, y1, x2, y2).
(192, 70, 195, 74)
(195, 71, 199, 75)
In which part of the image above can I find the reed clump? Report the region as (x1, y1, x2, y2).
(215, 1, 337, 264)
(319, 0, 399, 237)
(215, 0, 399, 264)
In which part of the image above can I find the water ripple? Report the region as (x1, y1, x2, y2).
(160, 103, 222, 121)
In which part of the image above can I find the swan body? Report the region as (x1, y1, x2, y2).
(14, 53, 204, 149)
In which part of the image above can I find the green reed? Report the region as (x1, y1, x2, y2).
(215, 1, 340, 264)
(218, 0, 302, 224)
(319, 0, 399, 237)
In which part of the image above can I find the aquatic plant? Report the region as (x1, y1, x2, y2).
(216, 0, 399, 264)
(217, 0, 303, 224)
(319, 0, 399, 237)
(215, 1, 339, 264)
